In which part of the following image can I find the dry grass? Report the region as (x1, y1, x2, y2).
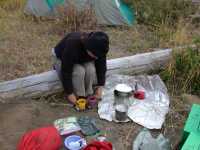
(0, 3, 145, 81)
(56, 3, 97, 32)
(0, 9, 137, 82)
(0, 0, 26, 10)
(156, 20, 194, 48)
(0, 8, 61, 81)
(0, 0, 200, 82)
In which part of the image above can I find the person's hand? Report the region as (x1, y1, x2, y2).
(95, 86, 103, 99)
(67, 93, 77, 104)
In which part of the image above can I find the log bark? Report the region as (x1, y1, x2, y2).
(0, 49, 172, 102)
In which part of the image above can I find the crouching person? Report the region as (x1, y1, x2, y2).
(52, 31, 109, 109)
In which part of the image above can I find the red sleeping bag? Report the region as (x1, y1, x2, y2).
(17, 126, 62, 150)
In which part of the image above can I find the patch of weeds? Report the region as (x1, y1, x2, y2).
(127, 26, 159, 52)
(127, 0, 196, 51)
(56, 3, 97, 32)
(160, 38, 200, 96)
(131, 0, 196, 27)
(128, 19, 193, 52)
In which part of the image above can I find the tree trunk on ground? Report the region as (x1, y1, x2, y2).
(0, 49, 172, 102)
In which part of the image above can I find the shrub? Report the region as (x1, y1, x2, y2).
(130, 0, 196, 27)
(161, 39, 200, 96)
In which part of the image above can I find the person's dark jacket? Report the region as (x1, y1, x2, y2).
(54, 32, 107, 95)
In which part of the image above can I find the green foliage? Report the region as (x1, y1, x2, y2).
(130, 0, 196, 26)
(160, 39, 200, 96)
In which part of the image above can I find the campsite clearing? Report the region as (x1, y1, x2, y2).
(0, 1, 200, 150)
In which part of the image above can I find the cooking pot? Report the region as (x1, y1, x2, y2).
(114, 84, 133, 97)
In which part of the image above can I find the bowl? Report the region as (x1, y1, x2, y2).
(64, 135, 85, 150)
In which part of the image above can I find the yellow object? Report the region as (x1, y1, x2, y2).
(76, 98, 87, 110)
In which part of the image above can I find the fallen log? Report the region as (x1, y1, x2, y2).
(0, 49, 172, 102)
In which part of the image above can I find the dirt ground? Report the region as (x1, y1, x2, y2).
(0, 100, 140, 150)
(0, 96, 191, 150)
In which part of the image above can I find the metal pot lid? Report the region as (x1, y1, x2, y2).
(115, 84, 132, 93)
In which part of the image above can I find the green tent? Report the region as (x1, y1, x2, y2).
(25, 0, 135, 26)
